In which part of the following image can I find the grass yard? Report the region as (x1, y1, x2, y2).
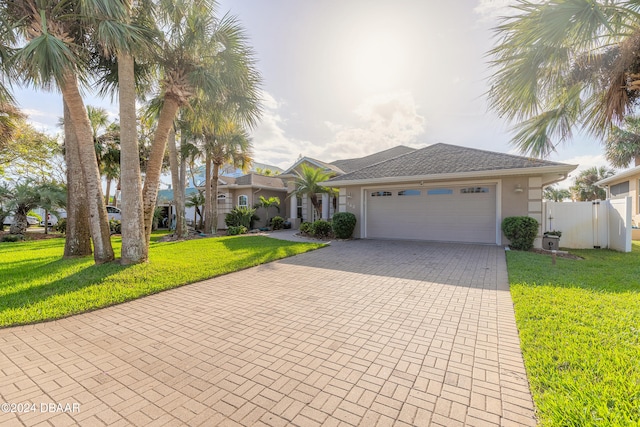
(506, 244, 640, 426)
(0, 232, 324, 327)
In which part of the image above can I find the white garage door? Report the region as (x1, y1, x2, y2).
(366, 185, 497, 244)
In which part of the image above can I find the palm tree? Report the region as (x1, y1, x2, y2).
(570, 166, 616, 201)
(203, 121, 253, 234)
(185, 190, 205, 230)
(543, 185, 572, 202)
(0, 102, 24, 150)
(255, 195, 280, 227)
(5, 181, 65, 235)
(3, 0, 122, 263)
(96, 124, 121, 206)
(488, 1, 640, 157)
(291, 164, 335, 220)
(141, 2, 261, 243)
(605, 116, 640, 168)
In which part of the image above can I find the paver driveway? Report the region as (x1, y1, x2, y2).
(0, 239, 536, 426)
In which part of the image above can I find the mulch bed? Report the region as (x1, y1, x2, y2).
(0, 231, 64, 241)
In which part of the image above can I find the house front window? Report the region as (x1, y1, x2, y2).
(238, 195, 248, 207)
(296, 196, 302, 219)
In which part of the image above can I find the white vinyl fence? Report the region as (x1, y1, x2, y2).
(543, 197, 632, 252)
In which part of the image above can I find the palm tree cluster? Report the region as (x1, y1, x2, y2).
(0, 0, 261, 265)
(489, 1, 640, 158)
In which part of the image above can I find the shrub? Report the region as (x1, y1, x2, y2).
(55, 219, 67, 234)
(311, 220, 333, 238)
(331, 212, 356, 239)
(544, 230, 562, 237)
(109, 219, 122, 235)
(271, 216, 284, 230)
(226, 225, 248, 236)
(225, 206, 259, 229)
(502, 216, 539, 250)
(299, 222, 312, 234)
(1, 234, 21, 242)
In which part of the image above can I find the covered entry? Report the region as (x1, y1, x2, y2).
(365, 184, 497, 243)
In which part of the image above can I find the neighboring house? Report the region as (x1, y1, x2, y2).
(157, 174, 288, 230)
(595, 166, 640, 239)
(157, 161, 286, 230)
(322, 143, 577, 246)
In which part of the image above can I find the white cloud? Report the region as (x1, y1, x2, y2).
(250, 91, 317, 169)
(319, 92, 426, 161)
(250, 90, 426, 169)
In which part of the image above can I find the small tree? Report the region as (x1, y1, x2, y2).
(186, 191, 205, 230)
(6, 181, 65, 235)
(255, 196, 280, 227)
(291, 164, 335, 220)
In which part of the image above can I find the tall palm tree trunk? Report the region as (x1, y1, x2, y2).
(118, 53, 148, 264)
(61, 74, 113, 264)
(142, 97, 181, 244)
(167, 127, 187, 238)
(179, 132, 188, 230)
(204, 151, 213, 234)
(105, 178, 112, 206)
(63, 100, 92, 258)
(210, 162, 220, 235)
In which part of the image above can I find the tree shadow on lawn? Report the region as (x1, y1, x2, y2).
(0, 259, 133, 320)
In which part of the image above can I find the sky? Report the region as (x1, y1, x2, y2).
(12, 0, 614, 188)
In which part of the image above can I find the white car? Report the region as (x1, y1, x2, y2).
(107, 206, 122, 221)
(3, 215, 39, 227)
(41, 214, 63, 227)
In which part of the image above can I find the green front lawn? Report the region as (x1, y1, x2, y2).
(507, 244, 640, 426)
(0, 232, 323, 327)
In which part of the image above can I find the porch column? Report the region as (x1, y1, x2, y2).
(290, 195, 297, 220)
(322, 193, 329, 220)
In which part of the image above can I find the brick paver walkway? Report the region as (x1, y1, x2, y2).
(0, 239, 536, 426)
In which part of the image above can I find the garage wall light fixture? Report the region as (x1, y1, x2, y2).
(514, 184, 524, 193)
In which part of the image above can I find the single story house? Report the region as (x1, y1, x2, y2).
(319, 143, 577, 246)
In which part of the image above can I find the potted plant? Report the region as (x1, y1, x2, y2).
(542, 230, 562, 250)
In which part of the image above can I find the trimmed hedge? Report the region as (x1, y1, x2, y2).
(331, 212, 356, 239)
(311, 220, 332, 238)
(502, 216, 539, 250)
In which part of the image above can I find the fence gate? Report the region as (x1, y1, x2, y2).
(543, 201, 608, 249)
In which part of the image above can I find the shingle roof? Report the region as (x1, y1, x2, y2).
(330, 145, 416, 173)
(234, 173, 287, 189)
(326, 143, 571, 183)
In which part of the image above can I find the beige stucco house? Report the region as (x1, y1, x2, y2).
(157, 173, 288, 230)
(321, 143, 577, 246)
(595, 166, 640, 239)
